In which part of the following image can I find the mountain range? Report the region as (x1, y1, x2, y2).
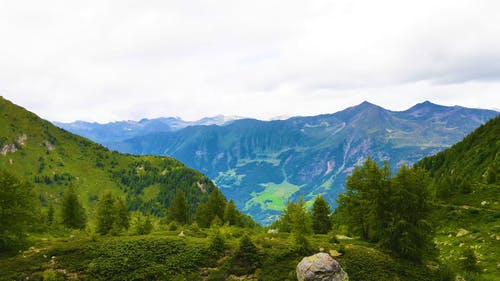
(54, 115, 244, 143)
(56, 101, 498, 224)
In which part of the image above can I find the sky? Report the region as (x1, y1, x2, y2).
(1, 0, 499, 123)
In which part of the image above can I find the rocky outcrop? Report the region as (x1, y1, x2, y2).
(296, 253, 348, 281)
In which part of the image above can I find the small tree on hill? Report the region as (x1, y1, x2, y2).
(115, 198, 130, 230)
(61, 187, 86, 229)
(223, 200, 241, 226)
(311, 195, 332, 234)
(96, 192, 130, 235)
(231, 235, 260, 275)
(168, 189, 189, 225)
(0, 170, 38, 250)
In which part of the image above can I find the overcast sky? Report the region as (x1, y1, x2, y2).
(1, 0, 499, 122)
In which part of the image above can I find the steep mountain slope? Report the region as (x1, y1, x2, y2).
(69, 101, 498, 224)
(54, 115, 244, 143)
(417, 116, 500, 280)
(0, 96, 217, 216)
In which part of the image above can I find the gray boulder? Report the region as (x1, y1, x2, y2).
(296, 253, 348, 281)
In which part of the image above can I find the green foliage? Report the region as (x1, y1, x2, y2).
(115, 198, 131, 230)
(208, 231, 227, 257)
(194, 188, 246, 229)
(231, 235, 260, 275)
(223, 200, 241, 226)
(95, 192, 131, 235)
(134, 215, 154, 235)
(168, 189, 190, 225)
(47, 204, 54, 225)
(279, 196, 312, 235)
(311, 194, 332, 234)
(336, 159, 435, 261)
(0, 170, 38, 251)
(382, 165, 434, 261)
(61, 187, 87, 229)
(461, 248, 479, 272)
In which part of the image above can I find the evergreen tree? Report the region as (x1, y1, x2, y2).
(207, 188, 226, 221)
(134, 215, 154, 235)
(168, 189, 189, 225)
(336, 159, 435, 261)
(383, 165, 433, 261)
(61, 187, 86, 229)
(47, 204, 54, 225)
(95, 192, 116, 235)
(311, 195, 332, 234)
(114, 198, 130, 230)
(275, 196, 312, 234)
(0, 170, 38, 250)
(231, 235, 260, 275)
(195, 188, 227, 228)
(336, 157, 391, 241)
(223, 200, 240, 226)
(195, 202, 211, 228)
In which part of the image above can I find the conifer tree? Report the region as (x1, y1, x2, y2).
(95, 192, 116, 235)
(61, 187, 86, 229)
(114, 198, 130, 230)
(0, 170, 38, 250)
(168, 189, 189, 225)
(47, 204, 54, 225)
(232, 235, 260, 275)
(207, 188, 226, 221)
(195, 202, 211, 228)
(311, 195, 332, 234)
(223, 200, 240, 226)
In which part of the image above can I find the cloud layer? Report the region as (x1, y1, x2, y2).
(1, 0, 499, 122)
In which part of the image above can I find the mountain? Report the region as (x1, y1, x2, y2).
(64, 101, 498, 224)
(54, 115, 245, 143)
(416, 116, 499, 280)
(0, 96, 221, 216)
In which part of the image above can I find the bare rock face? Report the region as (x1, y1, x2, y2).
(296, 253, 348, 281)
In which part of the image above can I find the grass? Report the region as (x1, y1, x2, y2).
(0, 225, 462, 281)
(245, 180, 301, 211)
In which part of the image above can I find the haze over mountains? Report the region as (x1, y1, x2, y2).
(55, 101, 498, 224)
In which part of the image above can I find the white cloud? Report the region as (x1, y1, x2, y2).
(0, 0, 499, 122)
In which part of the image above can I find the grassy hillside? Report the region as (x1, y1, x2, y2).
(0, 226, 447, 281)
(0, 96, 216, 217)
(417, 116, 500, 280)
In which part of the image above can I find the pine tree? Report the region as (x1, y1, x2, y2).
(207, 188, 226, 221)
(168, 189, 189, 225)
(195, 202, 211, 228)
(61, 187, 86, 229)
(0, 170, 38, 250)
(195, 188, 227, 228)
(336, 157, 391, 241)
(232, 235, 260, 275)
(286, 196, 312, 235)
(223, 200, 240, 226)
(114, 198, 130, 230)
(95, 192, 116, 235)
(311, 195, 332, 234)
(383, 165, 433, 261)
(47, 204, 54, 225)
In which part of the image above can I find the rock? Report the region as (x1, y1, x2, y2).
(297, 253, 348, 281)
